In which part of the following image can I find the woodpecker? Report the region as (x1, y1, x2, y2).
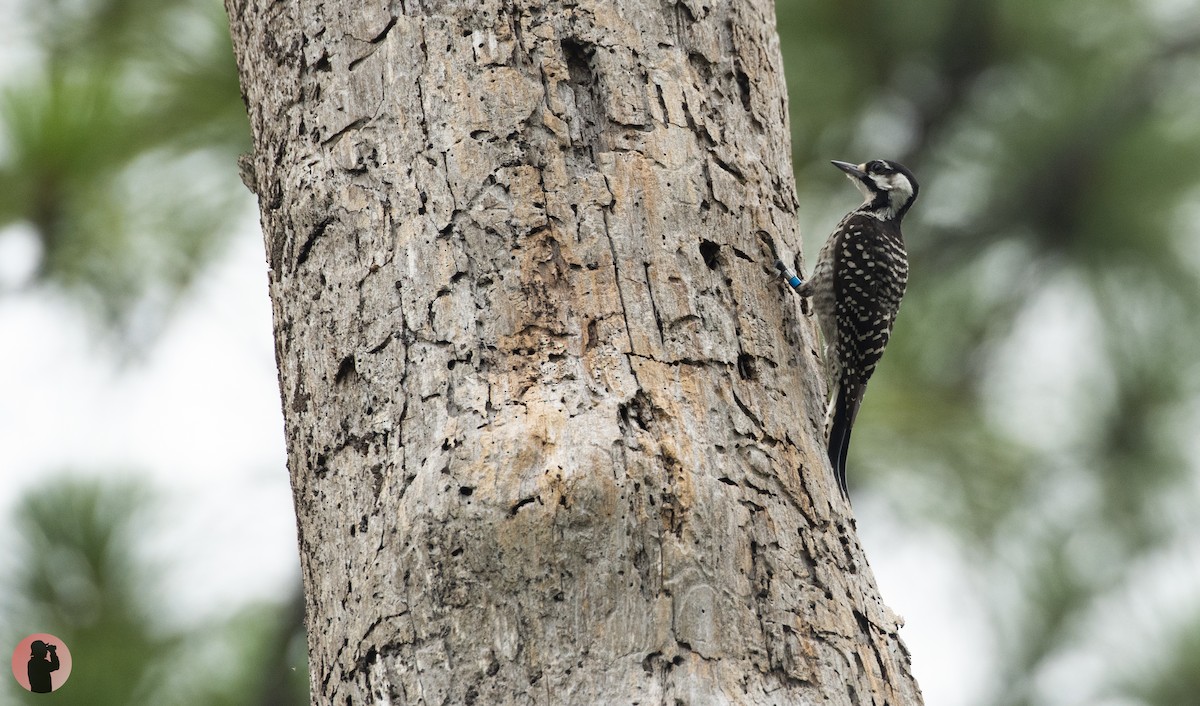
(793, 159, 919, 497)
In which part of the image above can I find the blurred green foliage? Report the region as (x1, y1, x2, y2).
(7, 478, 171, 703)
(0, 478, 308, 705)
(779, 0, 1200, 704)
(0, 0, 249, 336)
(1126, 606, 1200, 706)
(0, 0, 305, 703)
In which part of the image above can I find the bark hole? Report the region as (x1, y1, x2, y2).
(560, 38, 603, 150)
(296, 216, 333, 268)
(334, 355, 357, 384)
(510, 496, 539, 515)
(736, 67, 752, 112)
(699, 239, 721, 269)
(584, 318, 599, 351)
(737, 353, 757, 380)
(618, 392, 653, 432)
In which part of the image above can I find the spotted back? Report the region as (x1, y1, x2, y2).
(830, 212, 908, 384)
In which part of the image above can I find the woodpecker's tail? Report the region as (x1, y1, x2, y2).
(827, 381, 866, 498)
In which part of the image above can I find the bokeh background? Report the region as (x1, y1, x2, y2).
(2, 0, 1199, 703)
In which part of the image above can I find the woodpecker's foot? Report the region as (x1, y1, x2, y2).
(774, 259, 804, 290)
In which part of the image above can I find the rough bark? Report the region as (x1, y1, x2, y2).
(226, 0, 923, 704)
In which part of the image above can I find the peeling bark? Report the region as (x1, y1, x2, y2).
(226, 0, 923, 703)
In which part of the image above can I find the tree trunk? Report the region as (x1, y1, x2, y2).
(226, 0, 923, 703)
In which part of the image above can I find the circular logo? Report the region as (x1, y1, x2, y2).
(10, 634, 72, 693)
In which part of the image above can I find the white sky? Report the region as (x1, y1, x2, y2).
(0, 222, 299, 626)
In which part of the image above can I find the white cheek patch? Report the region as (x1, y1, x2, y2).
(885, 173, 913, 201)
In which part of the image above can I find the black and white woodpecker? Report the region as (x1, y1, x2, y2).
(777, 159, 919, 496)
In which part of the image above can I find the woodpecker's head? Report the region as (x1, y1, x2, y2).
(832, 159, 919, 222)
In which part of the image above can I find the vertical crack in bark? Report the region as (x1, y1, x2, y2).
(413, 22, 432, 151)
(601, 208, 642, 366)
(642, 261, 666, 348)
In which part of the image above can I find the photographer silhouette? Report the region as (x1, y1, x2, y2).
(27, 640, 59, 693)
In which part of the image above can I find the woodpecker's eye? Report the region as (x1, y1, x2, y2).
(868, 160, 889, 174)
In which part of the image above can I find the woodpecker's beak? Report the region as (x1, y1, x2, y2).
(831, 160, 866, 179)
